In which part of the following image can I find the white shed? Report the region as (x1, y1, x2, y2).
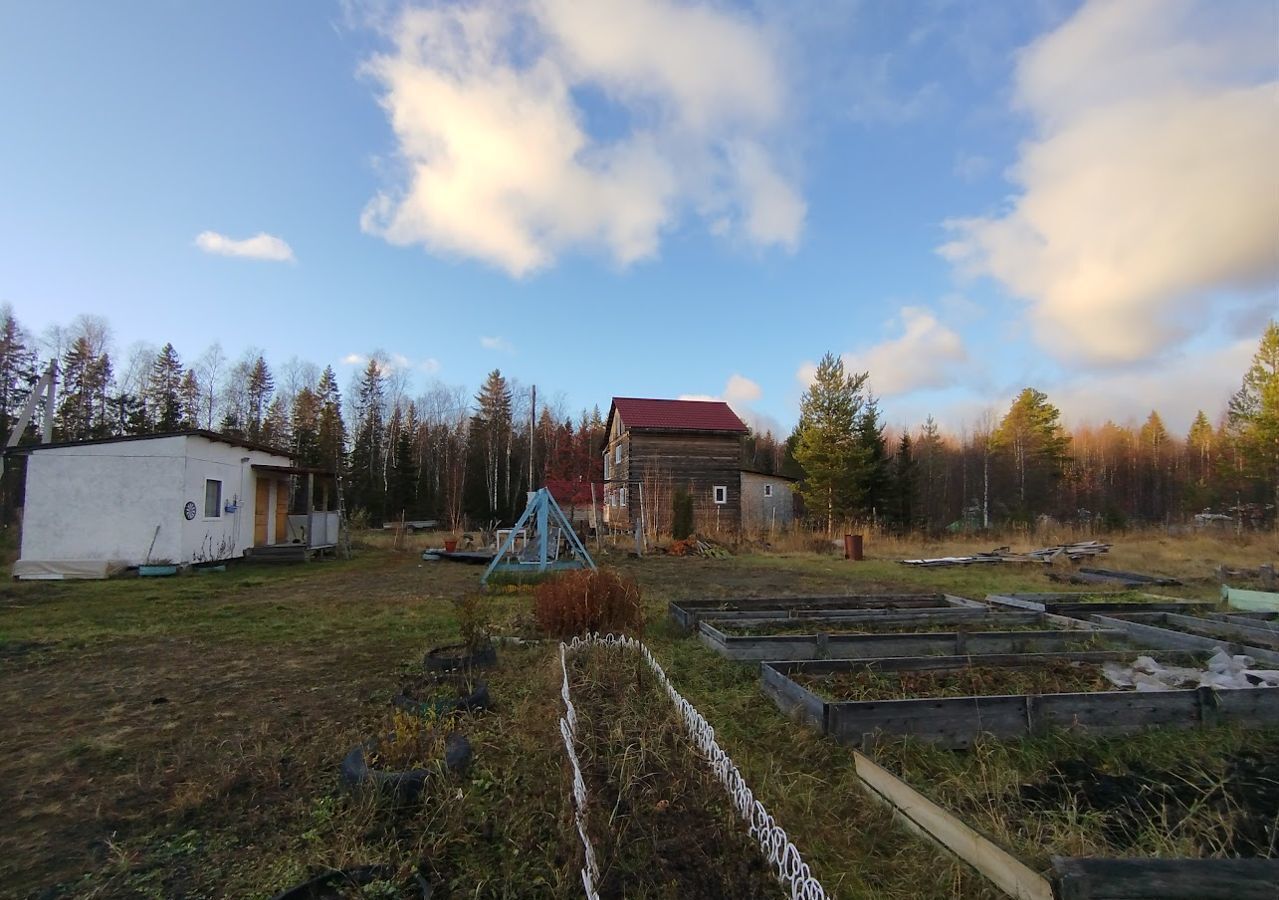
(10, 430, 340, 579)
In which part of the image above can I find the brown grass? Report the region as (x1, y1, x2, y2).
(533, 568, 644, 639)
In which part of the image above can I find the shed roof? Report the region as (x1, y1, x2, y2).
(5, 429, 293, 459)
(608, 398, 747, 434)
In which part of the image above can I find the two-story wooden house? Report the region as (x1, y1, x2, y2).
(602, 397, 795, 535)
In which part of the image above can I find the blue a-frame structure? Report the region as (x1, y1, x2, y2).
(481, 487, 597, 584)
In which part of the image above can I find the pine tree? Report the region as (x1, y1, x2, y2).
(350, 358, 386, 520)
(0, 306, 38, 441)
(855, 395, 889, 520)
(56, 337, 113, 440)
(791, 352, 868, 533)
(147, 343, 184, 431)
(470, 370, 513, 520)
(290, 386, 321, 466)
(246, 356, 274, 440)
(917, 416, 946, 531)
(993, 388, 1071, 523)
(179, 368, 201, 428)
(315, 366, 346, 472)
(260, 395, 290, 448)
(1227, 320, 1279, 524)
(890, 432, 917, 533)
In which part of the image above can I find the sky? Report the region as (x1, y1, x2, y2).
(1, 0, 1276, 436)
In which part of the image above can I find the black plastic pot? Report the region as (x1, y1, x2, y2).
(340, 732, 472, 799)
(394, 674, 490, 716)
(423, 641, 497, 673)
(269, 865, 433, 900)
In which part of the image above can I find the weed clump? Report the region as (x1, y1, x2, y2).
(532, 568, 644, 639)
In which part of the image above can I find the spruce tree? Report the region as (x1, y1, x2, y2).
(147, 343, 184, 431)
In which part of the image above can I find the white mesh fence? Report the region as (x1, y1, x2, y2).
(557, 632, 829, 900)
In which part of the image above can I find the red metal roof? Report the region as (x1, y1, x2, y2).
(610, 397, 748, 433)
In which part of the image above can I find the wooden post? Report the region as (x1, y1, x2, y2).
(306, 472, 315, 548)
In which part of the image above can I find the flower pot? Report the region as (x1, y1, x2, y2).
(139, 565, 178, 577)
(443, 539, 458, 552)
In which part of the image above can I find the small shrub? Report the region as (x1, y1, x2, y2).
(533, 568, 644, 639)
(453, 594, 493, 650)
(370, 709, 445, 771)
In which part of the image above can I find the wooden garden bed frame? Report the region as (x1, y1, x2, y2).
(698, 610, 1127, 662)
(668, 593, 981, 631)
(761, 650, 1279, 749)
(986, 591, 1213, 617)
(1089, 612, 1279, 665)
(852, 749, 1279, 900)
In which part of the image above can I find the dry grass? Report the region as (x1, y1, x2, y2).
(533, 568, 644, 639)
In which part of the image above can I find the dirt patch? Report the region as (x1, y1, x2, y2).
(570, 645, 782, 899)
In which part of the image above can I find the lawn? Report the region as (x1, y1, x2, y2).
(0, 530, 1271, 899)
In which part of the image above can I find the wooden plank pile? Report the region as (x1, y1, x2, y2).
(901, 540, 1112, 568)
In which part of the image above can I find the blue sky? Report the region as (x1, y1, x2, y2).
(1, 0, 1275, 435)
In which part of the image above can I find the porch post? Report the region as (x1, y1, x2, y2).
(306, 472, 315, 547)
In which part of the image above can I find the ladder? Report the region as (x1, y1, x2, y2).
(333, 447, 352, 559)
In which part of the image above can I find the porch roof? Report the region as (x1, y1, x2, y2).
(251, 463, 335, 476)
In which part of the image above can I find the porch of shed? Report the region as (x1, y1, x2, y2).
(245, 464, 341, 560)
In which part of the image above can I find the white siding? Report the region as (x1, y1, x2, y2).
(16, 434, 293, 572)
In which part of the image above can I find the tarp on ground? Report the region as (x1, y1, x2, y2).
(13, 559, 113, 580)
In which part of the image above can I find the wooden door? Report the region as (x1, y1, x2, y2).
(274, 479, 289, 544)
(254, 478, 269, 545)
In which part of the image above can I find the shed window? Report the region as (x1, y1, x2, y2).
(204, 479, 222, 518)
(764, 484, 773, 498)
(713, 485, 727, 505)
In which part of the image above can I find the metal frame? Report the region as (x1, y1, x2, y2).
(481, 487, 597, 584)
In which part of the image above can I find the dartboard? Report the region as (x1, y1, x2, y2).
(184, 501, 198, 520)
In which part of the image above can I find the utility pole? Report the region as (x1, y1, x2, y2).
(528, 384, 536, 494)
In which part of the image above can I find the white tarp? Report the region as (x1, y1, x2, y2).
(1103, 650, 1279, 692)
(12, 559, 113, 580)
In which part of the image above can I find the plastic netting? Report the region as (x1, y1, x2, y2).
(557, 633, 828, 900)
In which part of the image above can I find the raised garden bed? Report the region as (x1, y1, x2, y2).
(762, 651, 1279, 748)
(561, 641, 807, 899)
(858, 725, 1279, 900)
(1092, 611, 1279, 665)
(668, 592, 980, 631)
(987, 591, 1213, 616)
(699, 610, 1131, 661)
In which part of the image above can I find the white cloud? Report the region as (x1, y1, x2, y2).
(340, 351, 440, 374)
(195, 230, 295, 262)
(358, 0, 803, 276)
(1050, 339, 1255, 434)
(480, 335, 513, 353)
(939, 0, 1279, 365)
(679, 373, 779, 434)
(795, 307, 969, 397)
(952, 152, 991, 183)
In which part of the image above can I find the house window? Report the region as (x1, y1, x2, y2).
(613, 443, 622, 464)
(713, 485, 727, 505)
(604, 454, 610, 478)
(619, 487, 627, 507)
(764, 484, 773, 498)
(204, 479, 222, 518)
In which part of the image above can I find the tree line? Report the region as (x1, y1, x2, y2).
(791, 321, 1278, 533)
(1, 305, 1275, 533)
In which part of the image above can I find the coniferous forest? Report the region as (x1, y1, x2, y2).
(2, 305, 1276, 533)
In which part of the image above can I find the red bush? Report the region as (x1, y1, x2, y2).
(533, 568, 644, 639)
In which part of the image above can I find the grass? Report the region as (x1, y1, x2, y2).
(794, 658, 1117, 701)
(871, 725, 1279, 870)
(0, 528, 1272, 898)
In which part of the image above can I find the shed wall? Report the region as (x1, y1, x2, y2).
(740, 471, 795, 533)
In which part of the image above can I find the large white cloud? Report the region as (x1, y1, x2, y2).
(940, 0, 1279, 365)
(680, 373, 780, 435)
(359, 0, 803, 276)
(795, 307, 969, 397)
